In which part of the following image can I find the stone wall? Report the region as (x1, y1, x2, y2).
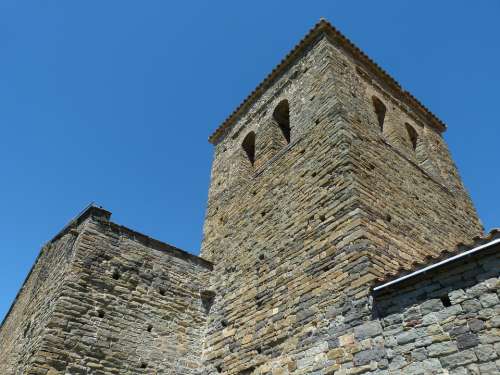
(0, 224, 80, 374)
(201, 36, 375, 373)
(343, 58, 482, 272)
(367, 242, 500, 375)
(0, 207, 213, 374)
(1, 21, 494, 375)
(200, 30, 484, 374)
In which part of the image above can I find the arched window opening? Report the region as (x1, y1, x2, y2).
(372, 96, 387, 131)
(405, 123, 418, 151)
(242, 132, 256, 166)
(273, 100, 291, 144)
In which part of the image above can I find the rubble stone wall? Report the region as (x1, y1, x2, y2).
(0, 25, 493, 375)
(0, 227, 79, 375)
(317, 37, 482, 273)
(0, 208, 213, 375)
(368, 244, 500, 375)
(200, 33, 484, 374)
(201, 36, 375, 373)
(348, 65, 482, 273)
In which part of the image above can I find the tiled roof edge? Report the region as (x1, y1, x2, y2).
(372, 229, 500, 293)
(208, 19, 447, 145)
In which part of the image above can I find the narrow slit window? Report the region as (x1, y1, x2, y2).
(273, 100, 291, 144)
(201, 290, 216, 314)
(242, 132, 256, 165)
(405, 123, 418, 151)
(372, 96, 387, 131)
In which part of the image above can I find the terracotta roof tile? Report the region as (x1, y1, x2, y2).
(209, 19, 446, 144)
(373, 229, 500, 289)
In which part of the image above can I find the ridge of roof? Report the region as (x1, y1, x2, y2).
(209, 19, 447, 145)
(373, 229, 500, 292)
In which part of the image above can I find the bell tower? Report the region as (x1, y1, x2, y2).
(200, 20, 482, 373)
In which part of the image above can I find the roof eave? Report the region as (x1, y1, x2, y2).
(208, 19, 447, 145)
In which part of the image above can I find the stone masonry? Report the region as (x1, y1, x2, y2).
(0, 19, 498, 375)
(0, 207, 212, 374)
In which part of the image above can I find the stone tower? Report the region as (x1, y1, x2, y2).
(1, 19, 497, 375)
(200, 20, 483, 373)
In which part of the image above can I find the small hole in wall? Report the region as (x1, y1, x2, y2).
(23, 322, 31, 337)
(252, 190, 257, 196)
(140, 362, 147, 369)
(315, 118, 320, 124)
(159, 287, 166, 296)
(259, 254, 265, 261)
(112, 270, 120, 280)
(310, 95, 315, 101)
(216, 365, 223, 373)
(256, 347, 262, 354)
(239, 366, 256, 375)
(98, 310, 105, 319)
(441, 295, 452, 307)
(261, 211, 266, 217)
(311, 172, 317, 177)
(319, 214, 326, 222)
(147, 325, 153, 333)
(385, 214, 392, 223)
(221, 319, 228, 328)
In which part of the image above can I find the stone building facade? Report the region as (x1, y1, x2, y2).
(1, 19, 498, 375)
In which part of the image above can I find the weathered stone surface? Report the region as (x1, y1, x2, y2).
(0, 19, 497, 375)
(0, 208, 212, 374)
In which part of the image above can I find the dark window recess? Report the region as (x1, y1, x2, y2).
(242, 132, 256, 166)
(239, 366, 256, 375)
(140, 362, 147, 369)
(405, 123, 419, 151)
(372, 96, 387, 131)
(200, 290, 216, 314)
(112, 270, 121, 280)
(23, 322, 31, 337)
(98, 310, 105, 319)
(441, 295, 452, 307)
(273, 99, 291, 144)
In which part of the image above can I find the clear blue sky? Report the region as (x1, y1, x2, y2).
(1, 1, 498, 322)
